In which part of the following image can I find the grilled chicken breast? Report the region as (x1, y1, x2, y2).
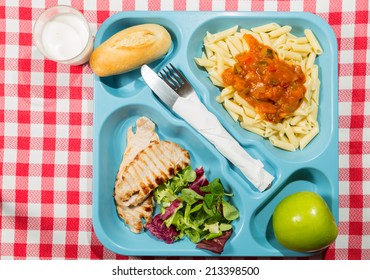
(114, 117, 159, 233)
(114, 116, 190, 233)
(115, 140, 190, 207)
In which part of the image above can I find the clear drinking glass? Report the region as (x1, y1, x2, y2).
(33, 5, 94, 65)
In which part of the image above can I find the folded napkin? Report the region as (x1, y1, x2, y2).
(172, 94, 274, 192)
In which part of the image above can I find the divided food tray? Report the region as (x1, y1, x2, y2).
(92, 11, 338, 257)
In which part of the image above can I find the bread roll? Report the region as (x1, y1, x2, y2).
(90, 24, 172, 77)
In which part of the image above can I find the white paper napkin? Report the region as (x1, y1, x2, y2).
(172, 95, 274, 192)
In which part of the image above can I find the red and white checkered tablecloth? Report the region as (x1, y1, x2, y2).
(0, 0, 369, 260)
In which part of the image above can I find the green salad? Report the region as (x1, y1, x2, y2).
(145, 166, 239, 254)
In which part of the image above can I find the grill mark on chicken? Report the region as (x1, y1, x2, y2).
(148, 147, 166, 177)
(140, 151, 168, 190)
(136, 153, 158, 199)
(145, 145, 166, 186)
(139, 149, 158, 185)
(151, 141, 177, 178)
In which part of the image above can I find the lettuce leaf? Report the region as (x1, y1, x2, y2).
(196, 230, 233, 254)
(145, 215, 179, 244)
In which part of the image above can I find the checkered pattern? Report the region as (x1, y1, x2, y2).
(0, 0, 369, 260)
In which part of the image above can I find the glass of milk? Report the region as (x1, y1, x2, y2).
(33, 5, 94, 65)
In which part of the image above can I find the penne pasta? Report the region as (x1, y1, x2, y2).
(223, 57, 237, 67)
(300, 126, 319, 150)
(291, 43, 312, 53)
(281, 50, 302, 61)
(268, 25, 292, 38)
(240, 29, 262, 43)
(251, 22, 281, 33)
(306, 52, 316, 71)
(272, 33, 287, 48)
(194, 53, 216, 67)
(233, 92, 249, 107)
(310, 64, 319, 90)
(292, 37, 309, 44)
(300, 58, 307, 73)
(264, 128, 277, 138)
(207, 26, 238, 44)
(216, 40, 229, 53)
(204, 44, 214, 58)
(242, 114, 258, 126)
(208, 70, 224, 87)
(194, 23, 322, 151)
(226, 38, 241, 58)
(312, 79, 321, 104)
(216, 92, 233, 103)
(290, 115, 306, 126)
(309, 102, 319, 121)
(220, 86, 234, 96)
(242, 105, 257, 118)
(292, 126, 310, 135)
(293, 106, 311, 116)
(264, 121, 284, 132)
(304, 29, 323, 55)
(205, 43, 232, 58)
(284, 121, 299, 149)
(216, 52, 225, 75)
(224, 98, 244, 116)
(225, 106, 240, 122)
(269, 136, 296, 151)
(241, 37, 250, 52)
(241, 122, 265, 137)
(259, 32, 272, 47)
(228, 36, 244, 53)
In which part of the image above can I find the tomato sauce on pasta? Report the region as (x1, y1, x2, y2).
(222, 34, 306, 123)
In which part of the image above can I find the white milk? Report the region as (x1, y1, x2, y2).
(40, 13, 92, 64)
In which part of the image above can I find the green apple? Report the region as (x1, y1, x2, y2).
(272, 191, 338, 252)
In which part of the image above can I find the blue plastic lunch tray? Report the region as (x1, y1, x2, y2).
(92, 11, 338, 257)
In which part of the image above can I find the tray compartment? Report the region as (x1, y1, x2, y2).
(186, 15, 336, 163)
(249, 167, 335, 255)
(93, 16, 181, 98)
(93, 101, 252, 255)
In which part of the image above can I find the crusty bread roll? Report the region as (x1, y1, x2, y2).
(89, 24, 172, 77)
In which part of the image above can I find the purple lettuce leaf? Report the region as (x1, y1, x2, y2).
(145, 215, 179, 244)
(145, 199, 182, 244)
(161, 199, 181, 220)
(188, 167, 209, 196)
(196, 230, 233, 254)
